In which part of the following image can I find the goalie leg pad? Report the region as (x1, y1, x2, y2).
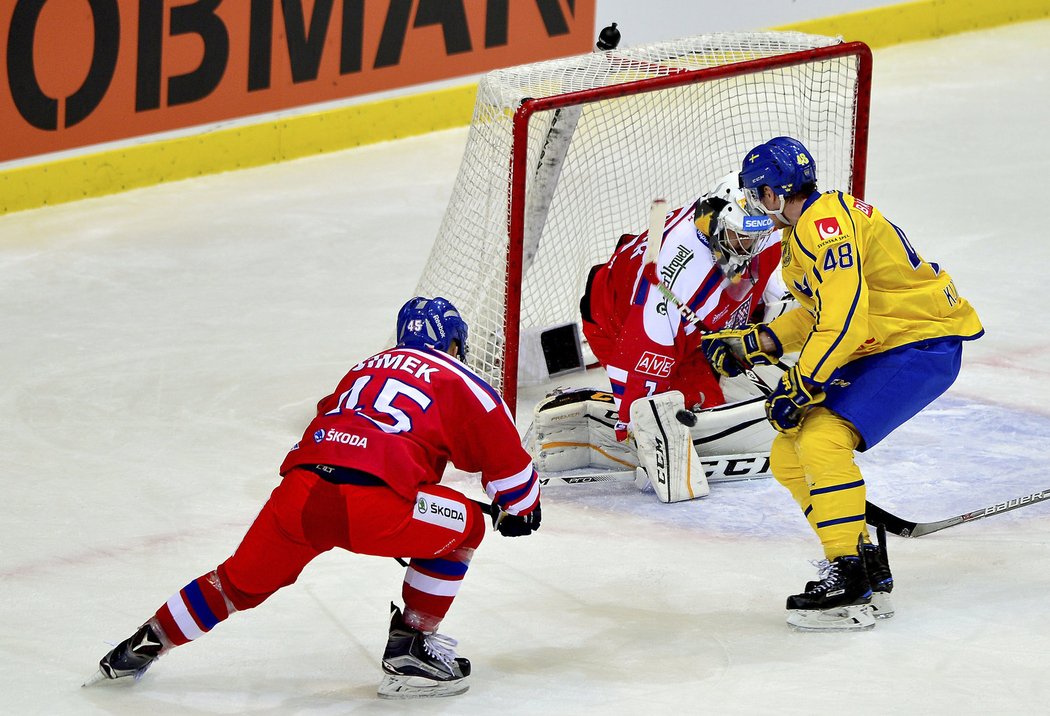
(690, 395, 777, 455)
(530, 388, 637, 473)
(629, 391, 710, 503)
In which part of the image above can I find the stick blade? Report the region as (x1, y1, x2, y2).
(644, 198, 669, 267)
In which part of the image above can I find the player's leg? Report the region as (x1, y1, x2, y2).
(795, 408, 869, 558)
(774, 409, 874, 631)
(814, 339, 966, 620)
(768, 432, 819, 534)
(92, 470, 323, 682)
(341, 482, 486, 698)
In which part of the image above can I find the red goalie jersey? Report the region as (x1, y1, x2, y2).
(280, 346, 539, 516)
(582, 201, 785, 427)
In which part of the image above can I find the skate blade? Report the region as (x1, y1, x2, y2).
(82, 669, 110, 687)
(870, 592, 895, 620)
(787, 604, 876, 632)
(377, 673, 470, 699)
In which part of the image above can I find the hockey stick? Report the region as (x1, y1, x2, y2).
(865, 488, 1050, 538)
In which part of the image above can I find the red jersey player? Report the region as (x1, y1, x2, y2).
(580, 175, 785, 439)
(88, 296, 541, 699)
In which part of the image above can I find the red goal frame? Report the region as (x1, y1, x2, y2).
(502, 41, 872, 411)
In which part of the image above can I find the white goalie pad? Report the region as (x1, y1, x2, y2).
(691, 395, 777, 455)
(529, 388, 775, 494)
(629, 391, 710, 503)
(530, 389, 637, 473)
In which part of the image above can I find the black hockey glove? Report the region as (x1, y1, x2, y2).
(701, 324, 783, 377)
(765, 365, 825, 434)
(492, 503, 541, 537)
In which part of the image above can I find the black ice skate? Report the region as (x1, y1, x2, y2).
(84, 622, 165, 686)
(862, 523, 894, 619)
(377, 603, 470, 699)
(786, 553, 875, 631)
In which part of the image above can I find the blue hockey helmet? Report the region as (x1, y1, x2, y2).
(396, 296, 469, 359)
(739, 137, 817, 213)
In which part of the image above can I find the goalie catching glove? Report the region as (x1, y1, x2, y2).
(765, 365, 824, 434)
(701, 324, 783, 377)
(491, 503, 541, 537)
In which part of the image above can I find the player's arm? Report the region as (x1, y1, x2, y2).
(766, 306, 813, 354)
(451, 403, 541, 535)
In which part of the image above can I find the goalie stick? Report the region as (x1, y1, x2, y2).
(865, 488, 1050, 538)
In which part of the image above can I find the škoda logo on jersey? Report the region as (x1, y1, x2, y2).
(636, 352, 674, 378)
(314, 428, 369, 447)
(414, 492, 467, 533)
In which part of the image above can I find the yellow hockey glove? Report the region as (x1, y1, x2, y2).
(701, 324, 783, 378)
(764, 365, 825, 434)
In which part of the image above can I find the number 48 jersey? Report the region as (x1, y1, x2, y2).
(279, 346, 539, 515)
(769, 191, 984, 385)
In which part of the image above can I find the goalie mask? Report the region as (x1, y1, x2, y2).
(396, 296, 469, 359)
(694, 175, 775, 282)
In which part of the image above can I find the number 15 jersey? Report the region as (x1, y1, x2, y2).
(279, 346, 539, 515)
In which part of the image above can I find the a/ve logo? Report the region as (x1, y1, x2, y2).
(2, 0, 595, 161)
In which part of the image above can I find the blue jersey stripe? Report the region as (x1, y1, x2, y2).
(815, 513, 866, 528)
(811, 194, 864, 380)
(688, 266, 724, 313)
(184, 580, 220, 631)
(811, 478, 865, 495)
(413, 557, 469, 578)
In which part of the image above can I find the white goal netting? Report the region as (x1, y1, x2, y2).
(414, 31, 869, 406)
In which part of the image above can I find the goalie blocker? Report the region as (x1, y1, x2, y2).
(529, 388, 776, 502)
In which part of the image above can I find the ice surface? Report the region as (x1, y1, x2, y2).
(2, 20, 1049, 716)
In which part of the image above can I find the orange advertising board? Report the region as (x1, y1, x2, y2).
(1, 0, 596, 164)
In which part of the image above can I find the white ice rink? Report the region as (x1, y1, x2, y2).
(3, 19, 1050, 716)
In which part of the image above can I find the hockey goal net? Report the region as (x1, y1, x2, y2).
(414, 31, 871, 410)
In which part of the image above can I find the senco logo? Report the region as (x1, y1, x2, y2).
(636, 352, 674, 378)
(742, 215, 774, 232)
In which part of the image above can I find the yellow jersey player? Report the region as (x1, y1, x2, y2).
(701, 136, 983, 631)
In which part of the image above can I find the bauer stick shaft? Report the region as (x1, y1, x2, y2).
(865, 488, 1050, 538)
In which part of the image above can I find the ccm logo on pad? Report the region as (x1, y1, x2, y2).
(814, 217, 842, 240)
(636, 352, 675, 378)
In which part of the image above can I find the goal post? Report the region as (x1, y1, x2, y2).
(414, 32, 872, 412)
